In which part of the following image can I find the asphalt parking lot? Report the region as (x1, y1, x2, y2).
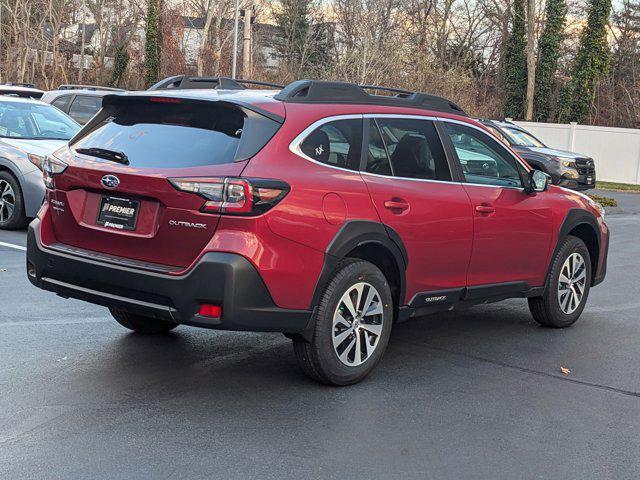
(1, 192, 639, 480)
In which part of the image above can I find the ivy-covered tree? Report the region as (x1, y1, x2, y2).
(144, 0, 161, 88)
(109, 44, 129, 88)
(559, 0, 612, 123)
(610, 0, 640, 126)
(533, 0, 567, 121)
(503, 0, 528, 119)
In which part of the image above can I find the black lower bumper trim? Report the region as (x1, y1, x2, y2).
(557, 176, 595, 191)
(27, 218, 312, 333)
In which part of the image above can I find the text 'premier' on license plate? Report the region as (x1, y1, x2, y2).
(97, 196, 139, 231)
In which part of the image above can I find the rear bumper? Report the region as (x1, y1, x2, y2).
(26, 218, 312, 333)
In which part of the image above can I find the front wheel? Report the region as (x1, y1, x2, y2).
(528, 235, 592, 328)
(109, 307, 178, 334)
(293, 259, 394, 385)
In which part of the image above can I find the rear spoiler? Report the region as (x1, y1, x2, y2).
(68, 93, 285, 147)
(99, 93, 285, 124)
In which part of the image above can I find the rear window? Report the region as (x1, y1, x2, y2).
(72, 100, 280, 168)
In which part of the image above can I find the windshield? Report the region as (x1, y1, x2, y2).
(486, 126, 509, 144)
(502, 126, 545, 148)
(0, 101, 80, 140)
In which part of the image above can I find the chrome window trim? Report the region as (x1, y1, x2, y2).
(359, 170, 460, 186)
(288, 113, 530, 192)
(363, 113, 439, 121)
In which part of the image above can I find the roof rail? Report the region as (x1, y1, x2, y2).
(235, 79, 284, 89)
(147, 75, 283, 91)
(147, 75, 244, 90)
(274, 80, 466, 116)
(57, 84, 125, 92)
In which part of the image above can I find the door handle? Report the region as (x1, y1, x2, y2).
(384, 199, 409, 212)
(475, 205, 495, 214)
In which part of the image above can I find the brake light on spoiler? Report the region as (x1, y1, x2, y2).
(168, 177, 290, 215)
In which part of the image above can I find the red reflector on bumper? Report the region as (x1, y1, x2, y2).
(199, 304, 222, 318)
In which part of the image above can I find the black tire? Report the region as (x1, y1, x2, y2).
(528, 235, 592, 328)
(0, 170, 26, 230)
(109, 307, 178, 334)
(292, 259, 394, 386)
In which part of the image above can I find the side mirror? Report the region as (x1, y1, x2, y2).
(527, 169, 550, 193)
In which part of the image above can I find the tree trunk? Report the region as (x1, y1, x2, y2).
(197, 0, 217, 76)
(525, 0, 536, 120)
(242, 6, 251, 78)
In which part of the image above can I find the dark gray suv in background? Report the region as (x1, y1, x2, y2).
(479, 119, 596, 191)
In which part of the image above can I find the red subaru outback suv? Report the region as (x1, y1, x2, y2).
(26, 80, 609, 385)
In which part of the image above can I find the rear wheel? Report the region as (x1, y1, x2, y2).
(528, 236, 591, 328)
(0, 171, 26, 230)
(293, 259, 393, 385)
(109, 307, 178, 334)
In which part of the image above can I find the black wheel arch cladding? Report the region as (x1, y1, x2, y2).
(309, 220, 408, 310)
(548, 208, 603, 287)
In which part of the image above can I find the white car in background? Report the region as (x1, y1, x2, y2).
(0, 82, 45, 99)
(0, 96, 80, 229)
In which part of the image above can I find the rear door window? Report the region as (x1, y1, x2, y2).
(372, 118, 452, 181)
(299, 119, 363, 171)
(365, 119, 392, 176)
(72, 100, 280, 168)
(51, 94, 73, 112)
(68, 95, 103, 124)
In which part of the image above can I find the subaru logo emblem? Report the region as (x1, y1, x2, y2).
(101, 175, 120, 189)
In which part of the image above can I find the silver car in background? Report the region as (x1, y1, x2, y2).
(0, 96, 80, 229)
(41, 85, 124, 125)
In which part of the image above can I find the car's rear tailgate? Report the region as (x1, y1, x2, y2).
(43, 94, 281, 269)
(48, 161, 248, 269)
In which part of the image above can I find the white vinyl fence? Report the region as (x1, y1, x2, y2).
(512, 121, 640, 185)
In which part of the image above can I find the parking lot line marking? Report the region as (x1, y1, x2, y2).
(0, 241, 26, 251)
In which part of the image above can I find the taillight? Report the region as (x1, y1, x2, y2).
(168, 177, 289, 216)
(42, 155, 68, 189)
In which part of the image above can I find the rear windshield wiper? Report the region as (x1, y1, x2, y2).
(75, 147, 130, 165)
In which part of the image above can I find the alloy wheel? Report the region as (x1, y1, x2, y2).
(0, 179, 16, 225)
(332, 282, 385, 367)
(557, 252, 587, 314)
